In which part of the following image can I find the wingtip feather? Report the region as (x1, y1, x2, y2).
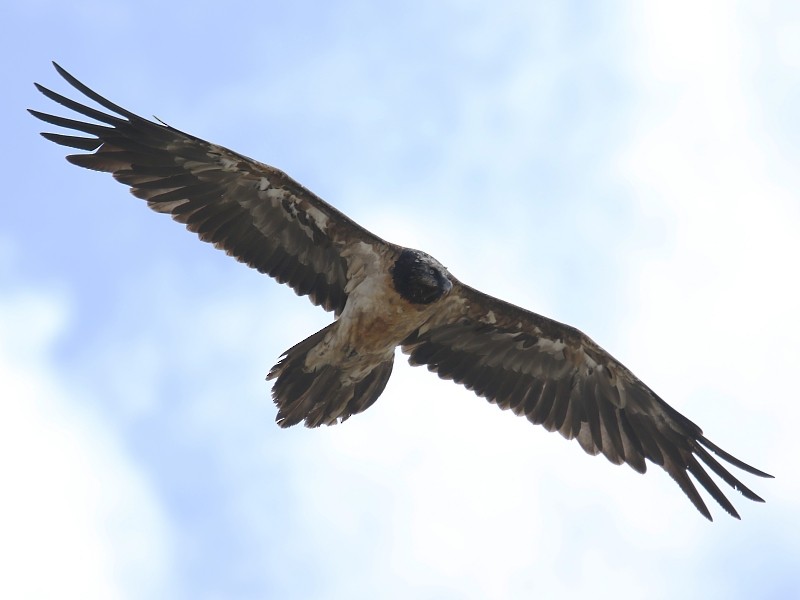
(697, 436, 773, 479)
(49, 61, 138, 120)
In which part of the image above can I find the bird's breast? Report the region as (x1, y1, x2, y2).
(340, 273, 437, 353)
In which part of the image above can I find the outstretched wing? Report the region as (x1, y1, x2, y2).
(30, 62, 390, 315)
(402, 280, 772, 520)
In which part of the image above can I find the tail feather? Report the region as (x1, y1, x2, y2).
(268, 326, 394, 428)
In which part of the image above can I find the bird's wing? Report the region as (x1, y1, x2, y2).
(401, 280, 772, 520)
(30, 62, 393, 315)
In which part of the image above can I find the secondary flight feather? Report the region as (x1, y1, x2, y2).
(30, 62, 772, 520)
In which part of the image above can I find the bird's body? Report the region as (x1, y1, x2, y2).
(31, 63, 772, 520)
(270, 247, 452, 428)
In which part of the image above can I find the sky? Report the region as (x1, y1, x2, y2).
(2, 1, 799, 598)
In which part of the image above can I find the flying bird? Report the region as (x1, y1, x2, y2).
(31, 62, 771, 521)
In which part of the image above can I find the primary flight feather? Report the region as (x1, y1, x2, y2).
(31, 62, 772, 521)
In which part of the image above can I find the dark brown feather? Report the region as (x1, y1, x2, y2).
(31, 63, 391, 316)
(402, 280, 772, 520)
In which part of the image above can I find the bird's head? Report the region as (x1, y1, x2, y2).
(391, 249, 453, 305)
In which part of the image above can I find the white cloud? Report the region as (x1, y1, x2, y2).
(617, 1, 800, 438)
(0, 267, 174, 600)
(611, 0, 799, 583)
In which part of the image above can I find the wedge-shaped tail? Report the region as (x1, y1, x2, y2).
(268, 325, 394, 428)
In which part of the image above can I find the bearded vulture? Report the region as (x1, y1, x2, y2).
(30, 62, 772, 521)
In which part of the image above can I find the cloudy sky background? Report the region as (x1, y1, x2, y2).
(2, 1, 799, 598)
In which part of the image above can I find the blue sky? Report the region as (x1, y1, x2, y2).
(2, 1, 799, 598)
